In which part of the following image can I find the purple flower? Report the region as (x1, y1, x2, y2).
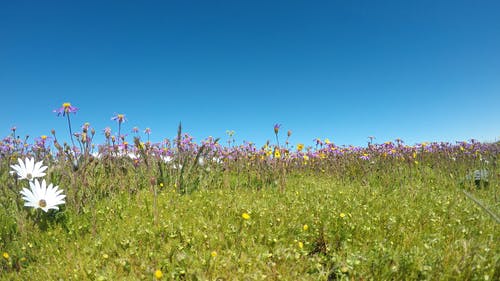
(103, 127, 111, 134)
(144, 128, 151, 135)
(274, 124, 281, 134)
(111, 114, 127, 124)
(54, 102, 78, 117)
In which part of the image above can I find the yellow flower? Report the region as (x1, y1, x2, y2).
(2, 252, 9, 259)
(324, 138, 331, 144)
(303, 224, 309, 231)
(340, 213, 346, 218)
(159, 182, 164, 188)
(298, 241, 304, 249)
(297, 143, 304, 151)
(274, 149, 281, 158)
(303, 155, 309, 161)
(211, 251, 217, 258)
(242, 212, 251, 220)
(154, 269, 163, 279)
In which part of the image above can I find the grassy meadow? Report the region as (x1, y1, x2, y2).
(1, 116, 499, 280)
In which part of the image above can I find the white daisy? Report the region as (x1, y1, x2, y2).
(10, 157, 48, 181)
(20, 179, 66, 212)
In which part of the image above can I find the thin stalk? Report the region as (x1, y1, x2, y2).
(462, 190, 500, 224)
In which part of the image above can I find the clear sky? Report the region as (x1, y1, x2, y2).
(1, 0, 499, 147)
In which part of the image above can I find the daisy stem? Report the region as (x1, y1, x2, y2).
(66, 114, 77, 153)
(118, 122, 121, 145)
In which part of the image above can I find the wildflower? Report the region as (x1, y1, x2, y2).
(298, 241, 304, 249)
(10, 158, 48, 181)
(242, 212, 251, 220)
(303, 224, 309, 231)
(111, 114, 127, 124)
(340, 213, 346, 218)
(20, 179, 66, 212)
(297, 143, 304, 152)
(103, 127, 112, 138)
(274, 124, 281, 134)
(154, 269, 163, 279)
(211, 251, 217, 258)
(360, 153, 370, 161)
(53, 102, 78, 117)
(2, 252, 9, 259)
(274, 149, 281, 158)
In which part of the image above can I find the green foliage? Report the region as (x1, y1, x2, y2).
(0, 147, 499, 280)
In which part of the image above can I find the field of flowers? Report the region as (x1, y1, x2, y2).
(1, 103, 499, 280)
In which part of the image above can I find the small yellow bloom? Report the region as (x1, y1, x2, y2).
(159, 183, 164, 188)
(242, 213, 251, 220)
(303, 155, 309, 161)
(297, 143, 304, 151)
(274, 150, 281, 158)
(211, 251, 217, 258)
(298, 241, 304, 249)
(154, 269, 163, 279)
(303, 224, 309, 231)
(62, 102, 71, 108)
(102, 253, 109, 259)
(2, 252, 9, 259)
(340, 213, 346, 218)
(324, 138, 331, 144)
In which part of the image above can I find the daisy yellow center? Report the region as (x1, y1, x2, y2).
(41, 135, 47, 140)
(38, 199, 47, 208)
(63, 102, 71, 108)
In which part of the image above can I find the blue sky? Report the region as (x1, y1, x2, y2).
(1, 0, 499, 147)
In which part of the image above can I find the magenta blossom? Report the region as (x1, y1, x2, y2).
(53, 102, 78, 117)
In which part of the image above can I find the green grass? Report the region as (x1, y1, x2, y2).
(1, 166, 499, 280)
